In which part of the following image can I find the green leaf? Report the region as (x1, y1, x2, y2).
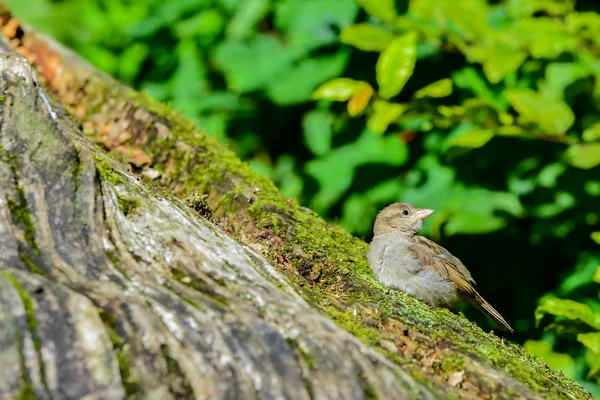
(266, 51, 349, 105)
(305, 130, 407, 213)
(174, 10, 226, 42)
(535, 297, 600, 330)
(506, 89, 575, 135)
(340, 23, 394, 52)
(583, 123, 600, 142)
(355, 0, 397, 23)
(213, 35, 293, 92)
(592, 232, 600, 245)
(415, 78, 453, 98)
(312, 78, 369, 101)
(275, 0, 358, 54)
(400, 156, 523, 237)
(564, 143, 600, 170)
(452, 67, 508, 111)
(227, 0, 271, 40)
(541, 62, 590, 100)
(367, 100, 406, 134)
(465, 46, 527, 84)
(170, 40, 208, 117)
(523, 340, 576, 379)
(376, 32, 417, 100)
(513, 18, 578, 59)
(559, 255, 600, 294)
(579, 333, 600, 355)
(446, 126, 494, 149)
(302, 110, 333, 156)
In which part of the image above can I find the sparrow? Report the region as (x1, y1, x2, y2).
(367, 203, 513, 332)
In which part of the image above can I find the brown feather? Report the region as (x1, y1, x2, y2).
(409, 235, 514, 332)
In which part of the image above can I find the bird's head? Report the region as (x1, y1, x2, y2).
(373, 203, 434, 236)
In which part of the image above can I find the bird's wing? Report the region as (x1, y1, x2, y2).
(410, 236, 514, 332)
(410, 235, 477, 296)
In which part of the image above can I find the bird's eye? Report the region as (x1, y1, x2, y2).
(402, 210, 409, 216)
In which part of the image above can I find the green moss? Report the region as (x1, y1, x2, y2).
(160, 344, 193, 397)
(440, 354, 465, 373)
(18, 252, 44, 275)
(17, 382, 35, 400)
(171, 267, 229, 308)
(97, 308, 139, 397)
(72, 145, 84, 193)
(286, 338, 314, 370)
(105, 251, 129, 279)
(91, 153, 126, 185)
(15, 328, 35, 400)
(7, 186, 40, 255)
(117, 195, 140, 216)
(2, 272, 50, 396)
(357, 372, 377, 400)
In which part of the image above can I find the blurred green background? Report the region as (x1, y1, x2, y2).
(8, 0, 600, 394)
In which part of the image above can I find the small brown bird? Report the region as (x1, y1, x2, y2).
(367, 203, 513, 332)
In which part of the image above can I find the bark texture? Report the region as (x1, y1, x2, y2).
(0, 7, 593, 400)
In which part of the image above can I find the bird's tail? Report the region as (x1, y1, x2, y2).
(466, 293, 514, 333)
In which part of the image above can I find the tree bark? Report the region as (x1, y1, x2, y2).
(0, 7, 592, 400)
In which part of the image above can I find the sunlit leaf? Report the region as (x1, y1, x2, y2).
(355, 0, 397, 23)
(592, 232, 600, 245)
(564, 143, 600, 170)
(578, 333, 600, 355)
(415, 78, 453, 98)
(541, 62, 590, 100)
(446, 127, 494, 149)
(312, 78, 370, 101)
(465, 46, 527, 84)
(340, 23, 394, 52)
(535, 297, 600, 330)
(376, 32, 417, 99)
(367, 100, 405, 134)
(507, 89, 574, 135)
(513, 18, 578, 59)
(583, 123, 600, 142)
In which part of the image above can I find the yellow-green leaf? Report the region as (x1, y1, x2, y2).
(312, 78, 368, 101)
(593, 264, 600, 284)
(507, 89, 575, 135)
(447, 128, 494, 148)
(592, 232, 600, 245)
(340, 23, 394, 52)
(583, 123, 600, 142)
(376, 32, 417, 100)
(564, 143, 600, 169)
(415, 78, 453, 98)
(578, 332, 600, 355)
(355, 0, 397, 23)
(367, 100, 405, 134)
(535, 297, 600, 329)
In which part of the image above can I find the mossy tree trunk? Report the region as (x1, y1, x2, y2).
(0, 8, 592, 400)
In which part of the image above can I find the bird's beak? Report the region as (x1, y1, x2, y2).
(414, 208, 434, 220)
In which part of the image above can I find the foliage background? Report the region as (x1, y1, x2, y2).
(7, 0, 600, 395)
